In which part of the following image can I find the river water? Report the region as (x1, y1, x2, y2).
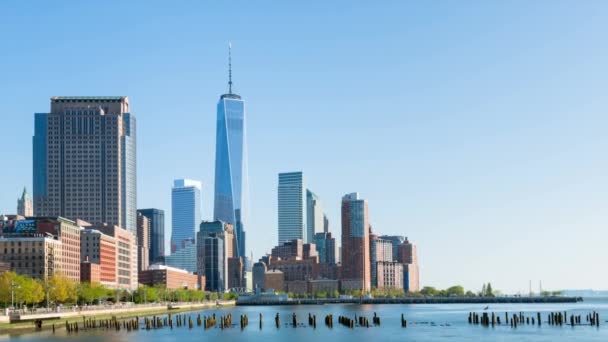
(2, 298, 607, 341)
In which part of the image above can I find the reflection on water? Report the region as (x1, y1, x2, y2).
(3, 299, 607, 341)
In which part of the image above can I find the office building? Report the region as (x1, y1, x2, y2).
(166, 240, 197, 274)
(403, 263, 420, 292)
(197, 220, 234, 292)
(271, 239, 303, 260)
(252, 261, 267, 291)
(80, 228, 117, 288)
(139, 264, 199, 290)
(81, 260, 101, 283)
(213, 45, 249, 262)
(90, 224, 137, 290)
(136, 212, 150, 272)
(376, 261, 403, 290)
(380, 235, 406, 261)
(17, 187, 33, 217)
(33, 97, 137, 234)
(264, 269, 284, 292)
(340, 193, 371, 292)
(323, 214, 329, 233)
(397, 238, 418, 264)
(278, 172, 307, 244)
(171, 179, 201, 254)
(370, 234, 393, 288)
(228, 256, 244, 289)
(138, 209, 165, 263)
(306, 189, 323, 243)
(313, 232, 336, 264)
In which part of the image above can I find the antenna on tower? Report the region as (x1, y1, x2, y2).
(228, 42, 233, 94)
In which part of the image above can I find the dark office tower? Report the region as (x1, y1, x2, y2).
(33, 96, 137, 234)
(340, 192, 371, 292)
(197, 220, 234, 292)
(213, 44, 248, 262)
(137, 209, 165, 264)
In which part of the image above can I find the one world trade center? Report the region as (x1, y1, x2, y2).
(213, 43, 248, 262)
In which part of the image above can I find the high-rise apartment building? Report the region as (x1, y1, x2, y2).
(214, 45, 249, 262)
(340, 193, 371, 292)
(136, 212, 150, 272)
(379, 235, 406, 261)
(278, 172, 307, 244)
(306, 189, 323, 243)
(370, 234, 393, 288)
(313, 232, 336, 264)
(171, 179, 201, 253)
(17, 188, 33, 217)
(397, 238, 420, 292)
(33, 97, 137, 234)
(197, 220, 234, 292)
(137, 209, 165, 264)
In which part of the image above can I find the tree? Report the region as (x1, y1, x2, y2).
(486, 283, 494, 297)
(420, 286, 439, 296)
(49, 274, 77, 304)
(481, 283, 487, 296)
(446, 285, 465, 297)
(0, 271, 17, 307)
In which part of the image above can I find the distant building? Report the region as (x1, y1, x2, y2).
(90, 223, 137, 290)
(33, 97, 137, 235)
(197, 220, 234, 292)
(397, 239, 417, 264)
(252, 261, 267, 291)
(138, 209, 165, 264)
(166, 240, 197, 274)
(81, 259, 101, 283)
(313, 232, 336, 264)
(309, 279, 339, 294)
(370, 234, 393, 288)
(271, 239, 303, 260)
(139, 264, 199, 290)
(80, 228, 117, 288)
(376, 261, 403, 290)
(228, 257, 244, 289)
(278, 172, 307, 244)
(136, 212, 150, 272)
(171, 179, 201, 254)
(379, 235, 406, 261)
(323, 214, 329, 234)
(340, 193, 371, 292)
(35, 217, 82, 282)
(306, 189, 323, 243)
(403, 263, 420, 292)
(264, 269, 284, 292)
(17, 188, 33, 217)
(303, 243, 318, 260)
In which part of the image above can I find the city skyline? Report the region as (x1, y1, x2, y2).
(1, 1, 607, 293)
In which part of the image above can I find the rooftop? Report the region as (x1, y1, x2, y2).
(51, 96, 128, 102)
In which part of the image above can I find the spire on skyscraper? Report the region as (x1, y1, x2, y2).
(228, 42, 233, 94)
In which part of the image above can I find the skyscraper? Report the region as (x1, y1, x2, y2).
(136, 212, 150, 272)
(313, 232, 336, 264)
(137, 208, 165, 264)
(171, 179, 201, 253)
(306, 189, 323, 243)
(278, 172, 307, 244)
(33, 96, 137, 234)
(213, 44, 249, 261)
(340, 192, 371, 292)
(17, 187, 33, 217)
(197, 220, 234, 292)
(370, 234, 393, 288)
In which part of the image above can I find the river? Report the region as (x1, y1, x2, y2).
(2, 298, 607, 341)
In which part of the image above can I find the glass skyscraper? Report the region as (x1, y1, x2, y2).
(278, 171, 307, 244)
(213, 46, 248, 261)
(171, 179, 201, 254)
(306, 189, 323, 243)
(138, 208, 165, 264)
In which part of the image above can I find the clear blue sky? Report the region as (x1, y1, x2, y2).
(0, 1, 606, 294)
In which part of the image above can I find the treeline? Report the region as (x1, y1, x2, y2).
(0, 272, 233, 309)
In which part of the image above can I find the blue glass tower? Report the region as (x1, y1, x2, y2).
(213, 44, 248, 261)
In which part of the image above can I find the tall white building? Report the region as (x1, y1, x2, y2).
(277, 172, 307, 244)
(171, 179, 201, 253)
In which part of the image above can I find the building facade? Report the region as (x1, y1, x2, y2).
(17, 188, 33, 217)
(139, 264, 199, 290)
(379, 235, 405, 261)
(306, 189, 323, 243)
(136, 212, 150, 272)
(376, 261, 403, 290)
(278, 172, 307, 244)
(91, 224, 137, 290)
(340, 193, 371, 292)
(137, 209, 165, 264)
(252, 261, 267, 291)
(33, 96, 137, 234)
(0, 234, 62, 280)
(370, 234, 393, 288)
(197, 220, 234, 292)
(213, 49, 249, 262)
(165, 240, 197, 274)
(171, 179, 201, 254)
(313, 232, 336, 264)
(271, 239, 303, 260)
(80, 228, 117, 287)
(35, 217, 82, 282)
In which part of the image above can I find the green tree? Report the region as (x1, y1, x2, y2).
(486, 283, 493, 297)
(49, 274, 77, 304)
(446, 285, 465, 297)
(420, 286, 439, 296)
(332, 290, 340, 298)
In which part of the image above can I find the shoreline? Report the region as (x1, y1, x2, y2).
(0, 301, 234, 336)
(237, 296, 582, 306)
